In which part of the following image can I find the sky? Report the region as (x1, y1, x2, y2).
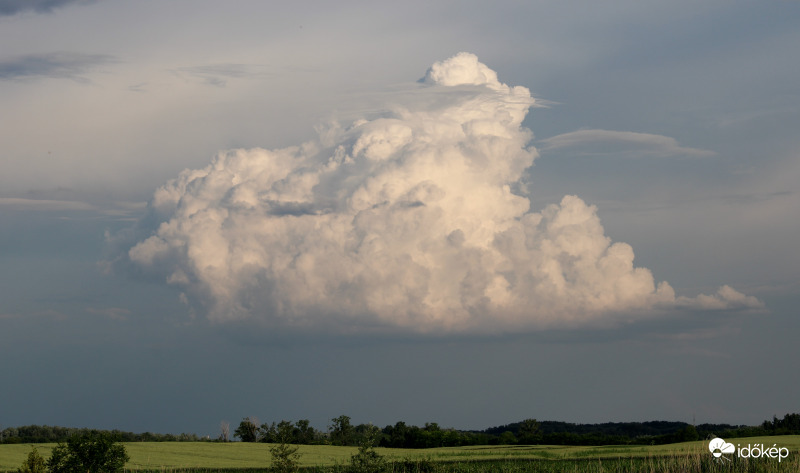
(1, 0, 799, 437)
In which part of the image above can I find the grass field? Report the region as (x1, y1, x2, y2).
(1, 436, 799, 472)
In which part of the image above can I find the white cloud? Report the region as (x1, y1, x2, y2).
(120, 53, 760, 334)
(678, 285, 764, 311)
(540, 129, 715, 158)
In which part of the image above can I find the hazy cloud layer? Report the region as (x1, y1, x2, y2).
(174, 63, 269, 87)
(120, 53, 761, 334)
(0, 0, 94, 16)
(540, 129, 715, 158)
(0, 197, 96, 211)
(0, 52, 115, 82)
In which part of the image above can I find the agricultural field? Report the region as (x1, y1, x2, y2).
(1, 436, 799, 472)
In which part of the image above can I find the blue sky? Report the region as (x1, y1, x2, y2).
(1, 0, 799, 436)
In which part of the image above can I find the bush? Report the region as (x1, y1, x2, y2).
(269, 420, 301, 473)
(47, 431, 129, 473)
(17, 447, 47, 473)
(349, 425, 386, 473)
(269, 442, 300, 473)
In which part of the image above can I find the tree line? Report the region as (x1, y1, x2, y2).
(4, 412, 799, 447)
(228, 416, 495, 448)
(480, 413, 800, 446)
(0, 425, 205, 444)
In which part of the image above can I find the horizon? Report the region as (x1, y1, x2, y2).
(0, 404, 786, 439)
(0, 415, 773, 440)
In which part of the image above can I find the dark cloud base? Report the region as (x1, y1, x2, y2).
(0, 0, 95, 16)
(0, 51, 115, 82)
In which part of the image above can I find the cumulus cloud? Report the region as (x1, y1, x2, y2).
(678, 285, 764, 311)
(119, 52, 761, 334)
(540, 129, 715, 158)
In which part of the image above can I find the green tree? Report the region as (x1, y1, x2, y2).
(47, 431, 129, 473)
(234, 417, 259, 442)
(294, 419, 315, 444)
(384, 421, 409, 448)
(349, 424, 385, 473)
(260, 422, 277, 443)
(678, 425, 699, 442)
(518, 418, 540, 444)
(275, 420, 295, 440)
(17, 446, 47, 473)
(498, 431, 517, 445)
(269, 420, 301, 473)
(329, 415, 354, 446)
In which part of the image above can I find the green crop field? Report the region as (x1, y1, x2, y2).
(2, 436, 799, 472)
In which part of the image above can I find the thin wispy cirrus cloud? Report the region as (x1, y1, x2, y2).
(0, 51, 116, 82)
(112, 53, 762, 336)
(85, 306, 130, 320)
(173, 63, 272, 87)
(0, 197, 96, 212)
(539, 129, 716, 158)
